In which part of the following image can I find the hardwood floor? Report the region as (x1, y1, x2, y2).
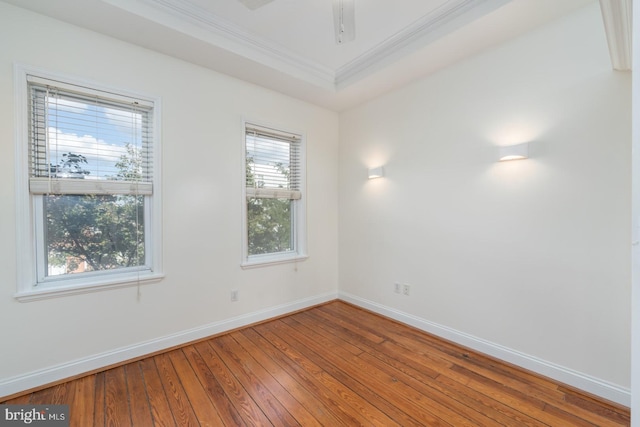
(1, 301, 630, 426)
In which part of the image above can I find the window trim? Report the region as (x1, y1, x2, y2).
(240, 118, 307, 268)
(13, 64, 164, 301)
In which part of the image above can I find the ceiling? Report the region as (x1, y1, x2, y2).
(3, 0, 608, 110)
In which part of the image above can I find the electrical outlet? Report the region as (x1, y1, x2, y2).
(394, 283, 401, 294)
(402, 284, 410, 296)
(231, 290, 239, 301)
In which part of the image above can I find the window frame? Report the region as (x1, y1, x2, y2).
(241, 119, 307, 268)
(13, 64, 164, 301)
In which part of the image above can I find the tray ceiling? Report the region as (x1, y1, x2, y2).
(3, 0, 600, 110)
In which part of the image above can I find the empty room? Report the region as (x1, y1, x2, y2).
(0, 0, 637, 425)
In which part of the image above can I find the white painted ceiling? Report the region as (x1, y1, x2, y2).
(4, 0, 598, 110)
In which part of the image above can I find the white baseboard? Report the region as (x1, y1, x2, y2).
(2, 290, 630, 408)
(339, 291, 631, 408)
(0, 291, 338, 399)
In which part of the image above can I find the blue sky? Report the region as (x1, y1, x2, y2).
(46, 95, 145, 179)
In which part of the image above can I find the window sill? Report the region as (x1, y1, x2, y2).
(14, 273, 165, 302)
(241, 254, 308, 269)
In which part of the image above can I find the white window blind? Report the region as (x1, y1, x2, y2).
(27, 76, 153, 195)
(245, 123, 301, 200)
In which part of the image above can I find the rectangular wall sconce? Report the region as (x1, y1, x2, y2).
(368, 166, 384, 179)
(498, 142, 529, 161)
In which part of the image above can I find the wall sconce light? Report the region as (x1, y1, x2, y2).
(368, 166, 384, 179)
(498, 143, 529, 161)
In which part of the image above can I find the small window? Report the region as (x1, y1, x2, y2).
(15, 67, 163, 300)
(242, 122, 306, 267)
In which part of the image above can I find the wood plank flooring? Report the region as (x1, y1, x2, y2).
(1, 301, 630, 426)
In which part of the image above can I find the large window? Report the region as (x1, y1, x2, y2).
(15, 66, 163, 300)
(242, 122, 306, 266)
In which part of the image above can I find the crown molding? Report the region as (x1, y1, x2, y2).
(599, 0, 632, 71)
(104, 0, 513, 91)
(103, 0, 336, 88)
(335, 0, 511, 89)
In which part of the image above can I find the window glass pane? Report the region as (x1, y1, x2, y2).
(246, 135, 293, 190)
(44, 194, 145, 276)
(30, 86, 152, 182)
(247, 198, 292, 256)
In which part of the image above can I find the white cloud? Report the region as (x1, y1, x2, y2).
(50, 97, 88, 114)
(47, 127, 128, 178)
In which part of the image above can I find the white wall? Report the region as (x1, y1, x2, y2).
(339, 2, 631, 402)
(0, 2, 339, 394)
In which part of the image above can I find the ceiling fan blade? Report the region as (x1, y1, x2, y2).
(333, 0, 355, 44)
(238, 0, 275, 10)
